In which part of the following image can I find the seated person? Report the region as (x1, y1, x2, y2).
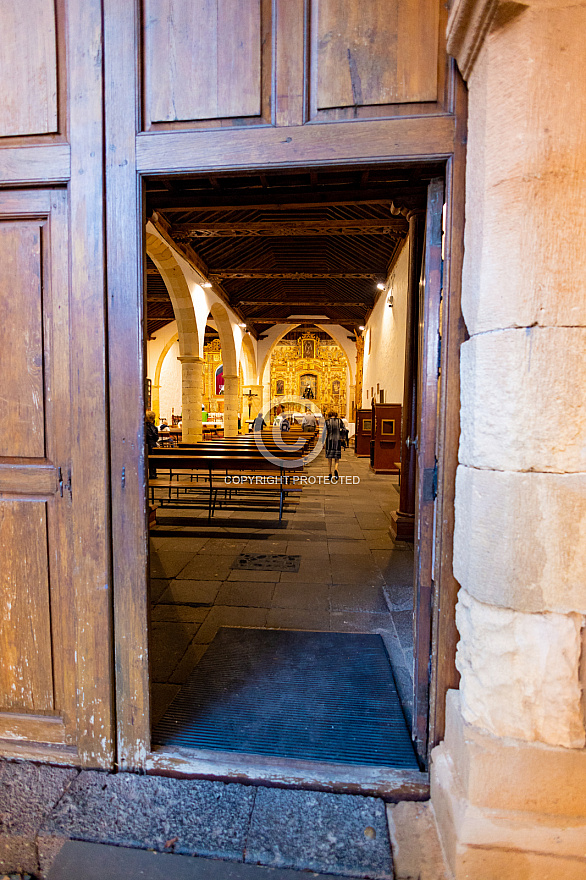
(159, 418, 169, 431)
(253, 412, 266, 431)
(302, 409, 317, 433)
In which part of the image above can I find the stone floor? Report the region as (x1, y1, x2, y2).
(149, 449, 415, 728)
(0, 760, 450, 880)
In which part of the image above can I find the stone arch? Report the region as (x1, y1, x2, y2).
(240, 333, 257, 384)
(209, 302, 238, 436)
(146, 232, 202, 440)
(152, 331, 179, 420)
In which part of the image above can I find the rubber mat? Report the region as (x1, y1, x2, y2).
(152, 628, 419, 769)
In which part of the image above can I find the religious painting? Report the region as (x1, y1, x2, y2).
(215, 363, 224, 395)
(301, 373, 317, 399)
(302, 338, 315, 359)
(276, 379, 285, 395)
(332, 379, 340, 395)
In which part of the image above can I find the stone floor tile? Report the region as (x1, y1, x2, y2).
(285, 540, 329, 555)
(226, 570, 280, 583)
(325, 523, 364, 540)
(330, 556, 384, 583)
(327, 540, 372, 555)
(151, 605, 210, 624)
(199, 539, 249, 555)
(265, 608, 331, 631)
(0, 761, 78, 877)
(271, 581, 330, 611)
(389, 609, 414, 656)
(150, 622, 200, 680)
(150, 536, 208, 553)
(149, 578, 170, 603)
(169, 643, 210, 684)
(245, 787, 392, 879)
(387, 802, 450, 880)
(383, 583, 413, 613)
(176, 556, 234, 581)
(193, 607, 269, 644)
(330, 583, 388, 613)
(371, 549, 415, 585)
(242, 540, 289, 554)
(38, 772, 256, 870)
(150, 682, 181, 726)
(159, 580, 220, 606)
(279, 560, 332, 583)
(362, 530, 396, 550)
(215, 581, 275, 607)
(330, 611, 392, 634)
(355, 512, 392, 530)
(150, 550, 195, 579)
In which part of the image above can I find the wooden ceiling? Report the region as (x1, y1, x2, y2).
(145, 165, 440, 339)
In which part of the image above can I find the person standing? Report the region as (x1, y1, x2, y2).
(145, 410, 159, 479)
(325, 410, 344, 481)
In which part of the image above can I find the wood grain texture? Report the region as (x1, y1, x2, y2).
(0, 0, 58, 137)
(67, 0, 113, 768)
(0, 712, 66, 743)
(148, 745, 429, 800)
(136, 115, 455, 173)
(429, 68, 467, 752)
(275, 0, 307, 126)
(0, 500, 54, 712)
(0, 464, 57, 495)
(0, 222, 46, 458)
(144, 0, 262, 124)
(315, 0, 438, 110)
(0, 145, 70, 185)
(105, 0, 151, 770)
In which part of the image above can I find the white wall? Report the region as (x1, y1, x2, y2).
(361, 238, 408, 407)
(158, 338, 182, 421)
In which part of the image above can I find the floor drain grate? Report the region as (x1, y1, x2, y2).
(232, 553, 301, 572)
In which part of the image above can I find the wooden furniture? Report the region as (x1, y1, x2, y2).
(370, 403, 402, 474)
(354, 409, 373, 457)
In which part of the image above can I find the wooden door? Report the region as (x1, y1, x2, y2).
(104, 0, 465, 774)
(412, 178, 444, 762)
(0, 0, 113, 767)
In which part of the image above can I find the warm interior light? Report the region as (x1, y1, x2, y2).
(358, 325, 365, 331)
(239, 323, 246, 328)
(201, 281, 212, 288)
(376, 282, 385, 290)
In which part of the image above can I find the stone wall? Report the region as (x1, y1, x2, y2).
(433, 1, 586, 876)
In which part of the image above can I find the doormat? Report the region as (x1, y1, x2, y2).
(152, 628, 419, 769)
(232, 553, 301, 572)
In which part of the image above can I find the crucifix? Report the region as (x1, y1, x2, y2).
(245, 388, 258, 419)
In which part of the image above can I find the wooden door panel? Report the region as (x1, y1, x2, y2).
(0, 222, 46, 457)
(0, 189, 74, 746)
(0, 0, 58, 137)
(144, 0, 263, 125)
(313, 0, 439, 112)
(0, 500, 54, 712)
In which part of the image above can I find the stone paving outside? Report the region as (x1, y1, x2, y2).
(149, 449, 415, 729)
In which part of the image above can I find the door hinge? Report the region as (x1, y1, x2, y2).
(422, 462, 437, 503)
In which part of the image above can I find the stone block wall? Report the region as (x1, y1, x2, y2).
(434, 1, 586, 876)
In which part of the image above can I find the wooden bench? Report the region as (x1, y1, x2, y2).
(149, 453, 302, 521)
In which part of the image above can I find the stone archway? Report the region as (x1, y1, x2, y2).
(146, 231, 202, 441)
(209, 302, 239, 437)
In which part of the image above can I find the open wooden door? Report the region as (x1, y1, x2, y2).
(0, 0, 113, 767)
(412, 178, 445, 763)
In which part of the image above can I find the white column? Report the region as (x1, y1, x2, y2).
(223, 373, 239, 438)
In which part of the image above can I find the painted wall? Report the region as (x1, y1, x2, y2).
(158, 338, 182, 421)
(361, 238, 408, 407)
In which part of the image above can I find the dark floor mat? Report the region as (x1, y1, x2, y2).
(232, 553, 301, 572)
(152, 628, 419, 769)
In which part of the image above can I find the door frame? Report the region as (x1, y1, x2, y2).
(104, 0, 466, 783)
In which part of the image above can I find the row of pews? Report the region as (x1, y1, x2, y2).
(148, 427, 317, 522)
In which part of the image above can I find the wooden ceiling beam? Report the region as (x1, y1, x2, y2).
(172, 219, 408, 238)
(210, 271, 378, 280)
(147, 186, 425, 211)
(240, 301, 367, 307)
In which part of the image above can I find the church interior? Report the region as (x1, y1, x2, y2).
(143, 166, 434, 772)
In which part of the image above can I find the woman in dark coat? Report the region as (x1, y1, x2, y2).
(325, 410, 344, 481)
(145, 410, 159, 479)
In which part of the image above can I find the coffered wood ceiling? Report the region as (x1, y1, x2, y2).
(145, 165, 440, 339)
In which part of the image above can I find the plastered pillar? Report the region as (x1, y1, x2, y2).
(151, 383, 160, 421)
(223, 374, 239, 438)
(177, 356, 203, 442)
(434, 2, 586, 877)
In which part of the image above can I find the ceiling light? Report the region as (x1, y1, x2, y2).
(201, 281, 212, 288)
(358, 325, 365, 331)
(376, 282, 385, 290)
(238, 323, 246, 328)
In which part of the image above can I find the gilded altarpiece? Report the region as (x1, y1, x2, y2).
(270, 332, 348, 416)
(202, 339, 243, 413)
